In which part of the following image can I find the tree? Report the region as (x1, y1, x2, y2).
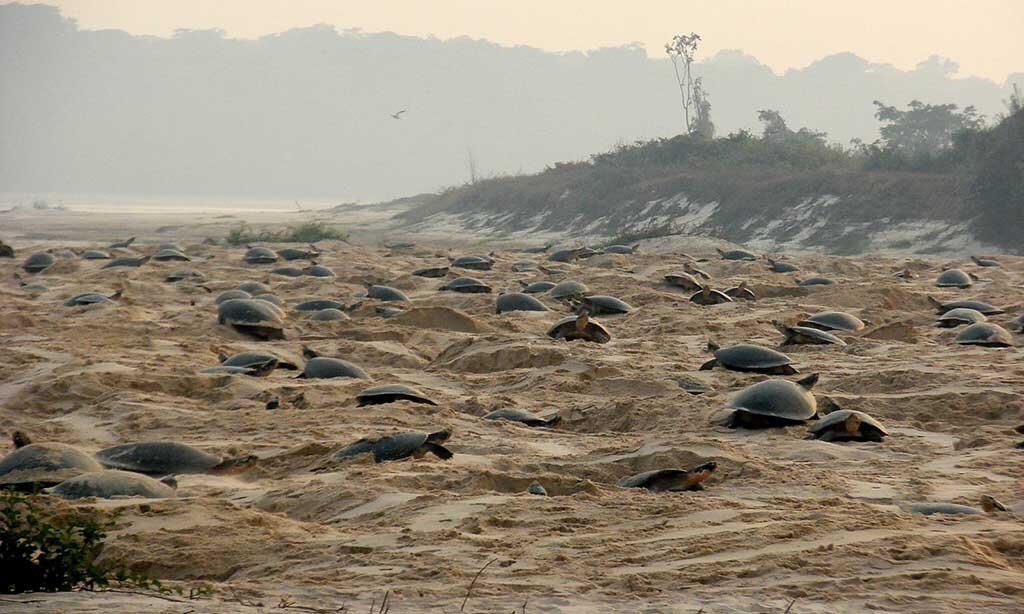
(690, 78, 715, 139)
(664, 33, 701, 133)
(757, 109, 791, 143)
(872, 100, 984, 157)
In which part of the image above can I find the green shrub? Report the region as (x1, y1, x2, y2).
(224, 221, 348, 246)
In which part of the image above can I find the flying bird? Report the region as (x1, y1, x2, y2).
(390, 110, 406, 120)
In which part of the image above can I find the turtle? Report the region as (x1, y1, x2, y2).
(272, 266, 305, 277)
(0, 240, 14, 258)
(80, 250, 111, 260)
(547, 312, 611, 343)
(954, 323, 1013, 347)
(521, 244, 553, 254)
(277, 246, 321, 261)
(243, 246, 279, 264)
(937, 308, 987, 328)
(310, 308, 349, 321)
(970, 255, 1000, 267)
(618, 462, 718, 492)
(683, 263, 712, 280)
(689, 285, 733, 306)
(724, 281, 756, 301)
(549, 280, 589, 300)
(375, 306, 405, 318)
(219, 350, 298, 371)
(511, 261, 539, 273)
(102, 255, 150, 269)
(716, 248, 757, 261)
(699, 343, 797, 375)
(576, 295, 632, 315)
(332, 438, 379, 460)
(217, 298, 286, 340)
(49, 470, 177, 499)
(910, 503, 984, 516)
(450, 255, 493, 270)
(927, 297, 1004, 316)
(521, 280, 557, 294)
(797, 277, 834, 287)
(53, 249, 77, 259)
(298, 347, 369, 379)
(23, 252, 55, 273)
(1014, 313, 1024, 333)
(166, 269, 205, 282)
(527, 482, 548, 496)
(0, 436, 103, 489)
(384, 241, 417, 250)
(893, 269, 916, 279)
(808, 409, 888, 442)
(252, 293, 284, 307)
(234, 281, 268, 295)
(766, 258, 799, 273)
(980, 495, 1010, 513)
(604, 244, 639, 254)
(798, 311, 866, 332)
(152, 248, 191, 262)
(201, 362, 277, 376)
(496, 292, 549, 314)
(412, 265, 449, 278)
(373, 431, 454, 463)
(547, 248, 582, 263)
(664, 271, 702, 291)
(203, 353, 278, 376)
(108, 237, 136, 249)
(295, 298, 346, 311)
(64, 289, 122, 307)
(215, 289, 252, 304)
(304, 263, 336, 277)
(356, 384, 437, 406)
(95, 441, 256, 475)
(440, 277, 492, 293)
(935, 268, 973, 288)
(775, 322, 846, 346)
(13, 273, 47, 291)
(724, 374, 820, 428)
(483, 408, 561, 427)
(367, 285, 410, 302)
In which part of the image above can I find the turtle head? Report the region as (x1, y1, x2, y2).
(216, 454, 259, 473)
(980, 495, 1008, 513)
(796, 373, 820, 389)
(970, 255, 981, 264)
(705, 341, 720, 353)
(11, 430, 32, 449)
(426, 430, 451, 444)
(159, 475, 179, 489)
(843, 412, 862, 435)
(700, 285, 711, 297)
(738, 281, 748, 290)
(301, 345, 319, 360)
(770, 320, 789, 334)
(926, 296, 943, 310)
(109, 289, 123, 301)
(575, 311, 591, 332)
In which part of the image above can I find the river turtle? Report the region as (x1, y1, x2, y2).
(95, 441, 256, 475)
(618, 462, 718, 492)
(970, 255, 1000, 267)
(511, 261, 539, 272)
(766, 258, 799, 273)
(310, 308, 348, 321)
(249, 294, 282, 307)
(0, 436, 103, 488)
(0, 240, 13, 258)
(412, 265, 449, 278)
(955, 323, 1013, 347)
(243, 246, 278, 264)
(664, 271, 702, 291)
(716, 248, 757, 261)
(683, 263, 711, 280)
(166, 269, 205, 282)
(108, 237, 136, 249)
(547, 312, 611, 343)
(215, 289, 252, 304)
(272, 266, 305, 277)
(375, 306, 405, 318)
(690, 285, 733, 305)
(295, 298, 346, 311)
(233, 281, 267, 295)
(549, 280, 589, 300)
(103, 255, 150, 269)
(775, 322, 846, 346)
(277, 246, 321, 261)
(81, 250, 111, 260)
(218, 298, 286, 340)
(808, 409, 888, 442)
(798, 311, 865, 332)
(604, 244, 639, 254)
(577, 295, 633, 315)
(483, 408, 561, 427)
(521, 244, 552, 254)
(548, 248, 582, 263)
(299, 346, 369, 379)
(937, 308, 986, 328)
(798, 277, 834, 287)
(528, 482, 548, 496)
(202, 355, 278, 376)
(219, 350, 297, 371)
(23, 252, 55, 273)
(699, 343, 796, 375)
(450, 255, 493, 270)
(521, 280, 556, 294)
(724, 374, 819, 428)
(910, 503, 983, 516)
(50, 470, 177, 499)
(305, 263, 336, 277)
(64, 289, 122, 307)
(367, 284, 409, 302)
(440, 277, 492, 293)
(496, 292, 549, 314)
(935, 268, 973, 288)
(927, 297, 1004, 316)
(373, 431, 453, 463)
(724, 281, 756, 301)
(153, 248, 190, 262)
(356, 384, 437, 406)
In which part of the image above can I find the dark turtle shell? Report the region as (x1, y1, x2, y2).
(970, 256, 1000, 267)
(808, 409, 888, 442)
(725, 375, 819, 427)
(272, 266, 305, 277)
(0, 443, 103, 488)
(910, 503, 982, 516)
(935, 269, 972, 288)
(701, 344, 795, 374)
(373, 431, 453, 463)
(103, 255, 150, 269)
(23, 252, 55, 273)
(243, 246, 278, 264)
(215, 289, 252, 304)
(217, 298, 285, 340)
(664, 272, 702, 291)
(798, 277, 834, 287)
(717, 248, 757, 261)
(766, 258, 799, 273)
(689, 287, 733, 305)
(522, 281, 556, 294)
(778, 325, 846, 346)
(724, 283, 756, 301)
(305, 264, 335, 277)
(954, 323, 1013, 347)
(332, 438, 378, 460)
(798, 311, 865, 332)
(64, 291, 121, 307)
(356, 384, 437, 406)
(511, 261, 539, 272)
(295, 298, 346, 311)
(547, 248, 580, 262)
(277, 247, 321, 260)
(153, 248, 191, 262)
(937, 308, 986, 328)
(95, 441, 223, 474)
(451, 256, 493, 270)
(549, 280, 589, 300)
(310, 308, 349, 321)
(236, 281, 270, 295)
(440, 277, 492, 293)
(220, 351, 296, 371)
(49, 470, 176, 499)
(300, 357, 369, 379)
(483, 408, 561, 427)
(367, 285, 409, 302)
(412, 266, 449, 278)
(81, 250, 111, 260)
(108, 237, 136, 248)
(547, 314, 611, 343)
(618, 462, 717, 492)
(929, 298, 1003, 316)
(580, 295, 632, 315)
(604, 244, 638, 254)
(166, 269, 205, 282)
(496, 292, 549, 314)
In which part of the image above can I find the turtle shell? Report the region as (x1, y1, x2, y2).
(301, 357, 369, 379)
(954, 323, 1013, 347)
(49, 470, 175, 499)
(717, 248, 757, 261)
(220, 351, 296, 370)
(243, 247, 278, 264)
(108, 237, 136, 248)
(451, 256, 493, 270)
(277, 247, 320, 260)
(295, 298, 345, 311)
(707, 344, 795, 374)
(910, 503, 982, 516)
(970, 256, 1000, 267)
(102, 255, 150, 269)
(727, 377, 818, 423)
(23, 252, 55, 273)
(81, 250, 111, 260)
(153, 248, 190, 262)
(310, 308, 349, 321)
(367, 285, 409, 302)
(356, 384, 437, 406)
(252, 293, 284, 307)
(272, 267, 305, 277)
(549, 280, 589, 300)
(724, 284, 756, 301)
(935, 269, 972, 288)
(937, 308, 986, 328)
(483, 408, 560, 427)
(305, 264, 335, 277)
(372, 431, 451, 463)
(95, 441, 222, 474)
(522, 281, 556, 294)
(798, 311, 865, 332)
(547, 315, 611, 343)
(64, 291, 119, 307)
(664, 272, 702, 291)
(798, 277, 834, 287)
(547, 249, 580, 262)
(0, 443, 103, 487)
(332, 438, 378, 460)
(780, 325, 846, 346)
(931, 299, 1003, 315)
(618, 463, 717, 492)
(440, 277, 492, 293)
(511, 261, 539, 272)
(496, 293, 548, 314)
(603, 244, 638, 254)
(237, 281, 270, 295)
(809, 409, 888, 441)
(581, 295, 632, 315)
(412, 266, 449, 278)
(215, 289, 252, 304)
(767, 259, 799, 273)
(689, 288, 733, 305)
(217, 298, 285, 340)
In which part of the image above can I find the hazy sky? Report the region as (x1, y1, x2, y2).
(13, 0, 1023, 82)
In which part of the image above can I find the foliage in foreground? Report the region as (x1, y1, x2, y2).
(224, 220, 348, 246)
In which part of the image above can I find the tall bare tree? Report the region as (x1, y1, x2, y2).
(664, 33, 701, 132)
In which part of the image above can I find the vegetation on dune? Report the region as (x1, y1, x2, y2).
(224, 221, 349, 246)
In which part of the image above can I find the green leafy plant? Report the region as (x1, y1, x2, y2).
(224, 221, 348, 246)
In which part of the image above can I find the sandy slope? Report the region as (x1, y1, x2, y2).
(1, 215, 1023, 613)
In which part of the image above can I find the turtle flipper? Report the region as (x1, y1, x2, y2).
(422, 442, 453, 460)
(699, 358, 718, 371)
